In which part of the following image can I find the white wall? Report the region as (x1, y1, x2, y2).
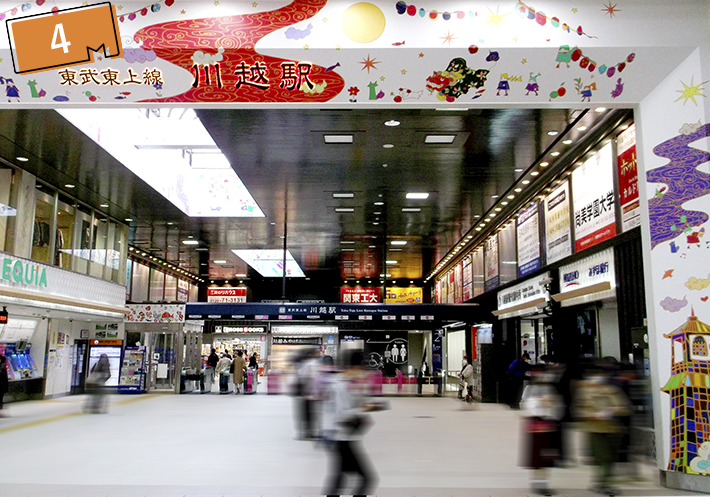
(598, 303, 621, 361)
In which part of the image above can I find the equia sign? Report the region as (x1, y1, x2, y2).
(1, 258, 48, 288)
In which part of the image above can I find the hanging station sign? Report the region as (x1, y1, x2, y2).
(544, 181, 573, 264)
(517, 202, 541, 277)
(617, 124, 641, 232)
(572, 143, 617, 252)
(207, 287, 247, 303)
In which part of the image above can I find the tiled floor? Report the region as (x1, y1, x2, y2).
(0, 390, 701, 497)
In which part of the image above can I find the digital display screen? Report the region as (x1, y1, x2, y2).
(232, 249, 305, 278)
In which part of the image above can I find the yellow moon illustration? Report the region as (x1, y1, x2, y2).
(342, 2, 386, 44)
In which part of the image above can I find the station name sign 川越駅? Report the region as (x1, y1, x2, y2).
(185, 303, 476, 322)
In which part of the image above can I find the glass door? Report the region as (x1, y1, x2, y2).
(147, 332, 177, 391)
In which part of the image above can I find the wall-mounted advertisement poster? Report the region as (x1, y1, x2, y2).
(572, 143, 617, 252)
(517, 202, 541, 277)
(617, 124, 640, 232)
(341, 287, 380, 303)
(448, 270, 455, 303)
(454, 262, 463, 304)
(462, 255, 473, 302)
(473, 249, 485, 297)
(207, 288, 247, 303)
(484, 234, 499, 292)
(544, 181, 572, 264)
(435, 280, 442, 304)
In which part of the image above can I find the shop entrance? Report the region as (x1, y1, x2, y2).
(146, 332, 178, 391)
(520, 317, 548, 363)
(70, 339, 89, 395)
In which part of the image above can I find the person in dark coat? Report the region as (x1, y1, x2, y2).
(207, 348, 219, 380)
(85, 354, 111, 413)
(0, 356, 9, 416)
(508, 352, 531, 409)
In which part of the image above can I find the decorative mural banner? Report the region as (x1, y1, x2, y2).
(0, 0, 696, 107)
(572, 142, 616, 252)
(544, 181, 572, 264)
(125, 304, 185, 323)
(516, 201, 541, 277)
(617, 124, 641, 232)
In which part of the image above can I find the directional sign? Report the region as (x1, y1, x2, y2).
(7, 2, 122, 74)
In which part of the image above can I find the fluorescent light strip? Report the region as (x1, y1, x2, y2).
(391, 240, 407, 245)
(335, 208, 354, 213)
(402, 208, 421, 212)
(406, 192, 429, 199)
(333, 192, 354, 198)
(425, 135, 456, 144)
(324, 135, 353, 144)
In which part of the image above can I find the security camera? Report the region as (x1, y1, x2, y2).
(539, 277, 553, 286)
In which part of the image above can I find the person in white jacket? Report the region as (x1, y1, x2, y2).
(322, 351, 378, 497)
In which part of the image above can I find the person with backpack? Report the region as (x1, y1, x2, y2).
(508, 352, 531, 409)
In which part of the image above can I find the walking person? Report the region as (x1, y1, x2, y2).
(207, 348, 219, 381)
(573, 366, 632, 496)
(507, 352, 531, 409)
(457, 355, 469, 399)
(323, 351, 379, 497)
(85, 353, 111, 413)
(0, 356, 8, 417)
(461, 358, 475, 403)
(232, 350, 247, 394)
(215, 353, 232, 393)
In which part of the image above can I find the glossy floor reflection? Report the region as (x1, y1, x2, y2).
(0, 391, 701, 497)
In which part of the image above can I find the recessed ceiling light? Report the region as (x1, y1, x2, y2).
(335, 208, 355, 213)
(507, 195, 515, 199)
(333, 192, 354, 198)
(382, 144, 394, 149)
(522, 180, 530, 184)
(406, 192, 429, 199)
(374, 202, 384, 206)
(562, 139, 573, 145)
(16, 156, 28, 162)
(235, 273, 247, 277)
(402, 208, 421, 212)
(65, 184, 75, 188)
(373, 222, 379, 225)
(474, 215, 481, 218)
(475, 227, 482, 231)
(382, 164, 388, 168)
(373, 211, 382, 215)
(490, 213, 497, 217)
(182, 240, 199, 245)
(125, 218, 133, 222)
(594, 107, 607, 113)
(514, 168, 524, 173)
(341, 248, 354, 252)
(515, 188, 522, 192)
(369, 245, 376, 248)
(341, 241, 355, 245)
(391, 240, 407, 245)
(100, 203, 109, 208)
(213, 260, 227, 264)
(324, 135, 353, 144)
(386, 260, 397, 264)
(531, 171, 540, 176)
(495, 208, 502, 211)
(491, 195, 499, 199)
(501, 201, 508, 205)
(389, 248, 402, 252)
(424, 135, 456, 144)
(484, 218, 491, 222)
(540, 162, 549, 167)
(384, 120, 400, 127)
(547, 130, 559, 136)
(550, 151, 560, 156)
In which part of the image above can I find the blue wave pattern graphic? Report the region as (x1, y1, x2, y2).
(648, 123, 710, 249)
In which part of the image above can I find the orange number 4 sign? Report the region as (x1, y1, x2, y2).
(7, 2, 122, 74)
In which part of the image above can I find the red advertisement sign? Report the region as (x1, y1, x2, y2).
(207, 287, 247, 303)
(340, 287, 380, 303)
(617, 124, 640, 231)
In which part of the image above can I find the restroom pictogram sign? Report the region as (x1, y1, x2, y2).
(7, 2, 122, 74)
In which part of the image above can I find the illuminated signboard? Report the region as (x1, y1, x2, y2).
(232, 249, 305, 278)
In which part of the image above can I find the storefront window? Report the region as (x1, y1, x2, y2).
(110, 222, 128, 284)
(89, 216, 108, 278)
(164, 274, 177, 301)
(131, 262, 149, 302)
(54, 196, 75, 270)
(31, 190, 56, 264)
(73, 205, 93, 275)
(0, 166, 17, 253)
(149, 267, 165, 301)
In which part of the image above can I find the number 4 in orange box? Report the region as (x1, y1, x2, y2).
(7, 2, 123, 74)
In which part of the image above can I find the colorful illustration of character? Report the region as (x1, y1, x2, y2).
(0, 77, 20, 102)
(575, 78, 596, 102)
(525, 72, 541, 96)
(496, 73, 510, 96)
(191, 47, 225, 89)
(393, 87, 423, 102)
(655, 186, 667, 199)
(555, 45, 575, 68)
(425, 58, 489, 102)
(368, 81, 385, 100)
(687, 227, 706, 247)
(611, 78, 624, 98)
(27, 80, 46, 98)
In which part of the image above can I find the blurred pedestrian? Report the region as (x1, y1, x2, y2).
(216, 353, 232, 394)
(233, 350, 247, 394)
(85, 353, 111, 413)
(573, 366, 632, 495)
(520, 366, 565, 495)
(295, 349, 320, 440)
(315, 355, 338, 444)
(508, 352, 531, 409)
(0, 356, 8, 417)
(249, 353, 259, 369)
(461, 359, 475, 403)
(323, 351, 379, 497)
(458, 355, 469, 399)
(207, 348, 219, 380)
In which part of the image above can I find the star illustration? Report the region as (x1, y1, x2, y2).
(513, 37, 518, 42)
(82, 1, 87, 5)
(304, 45, 309, 50)
(521, 58, 527, 64)
(484, 6, 509, 30)
(117, 5, 123, 10)
(675, 76, 708, 106)
(98, 56, 103, 61)
(359, 54, 381, 73)
(418, 52, 425, 58)
(214, 1, 219, 6)
(663, 269, 674, 279)
(335, 45, 341, 51)
(572, 7, 578, 13)
(0, 57, 3, 63)
(252, 2, 258, 6)
(180, 9, 186, 14)
(401, 69, 407, 75)
(380, 76, 386, 81)
(440, 30, 456, 45)
(322, 17, 327, 22)
(602, 2, 620, 18)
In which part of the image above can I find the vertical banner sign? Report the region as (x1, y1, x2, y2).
(484, 234, 500, 292)
(617, 124, 640, 232)
(462, 254, 473, 302)
(432, 328, 443, 374)
(454, 262, 463, 304)
(440, 273, 448, 303)
(435, 279, 442, 304)
(471, 326, 478, 361)
(473, 249, 485, 297)
(448, 270, 455, 303)
(544, 181, 573, 264)
(572, 143, 617, 252)
(7, 3, 123, 74)
(517, 202, 541, 277)
(177, 279, 189, 302)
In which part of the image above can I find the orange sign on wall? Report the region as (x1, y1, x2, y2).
(7, 2, 122, 74)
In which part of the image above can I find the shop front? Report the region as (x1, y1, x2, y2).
(205, 323, 268, 375)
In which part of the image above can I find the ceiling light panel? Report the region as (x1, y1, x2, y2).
(232, 249, 305, 278)
(406, 192, 429, 199)
(332, 192, 354, 198)
(424, 135, 456, 144)
(324, 135, 354, 144)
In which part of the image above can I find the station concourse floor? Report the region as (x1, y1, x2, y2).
(0, 388, 702, 497)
